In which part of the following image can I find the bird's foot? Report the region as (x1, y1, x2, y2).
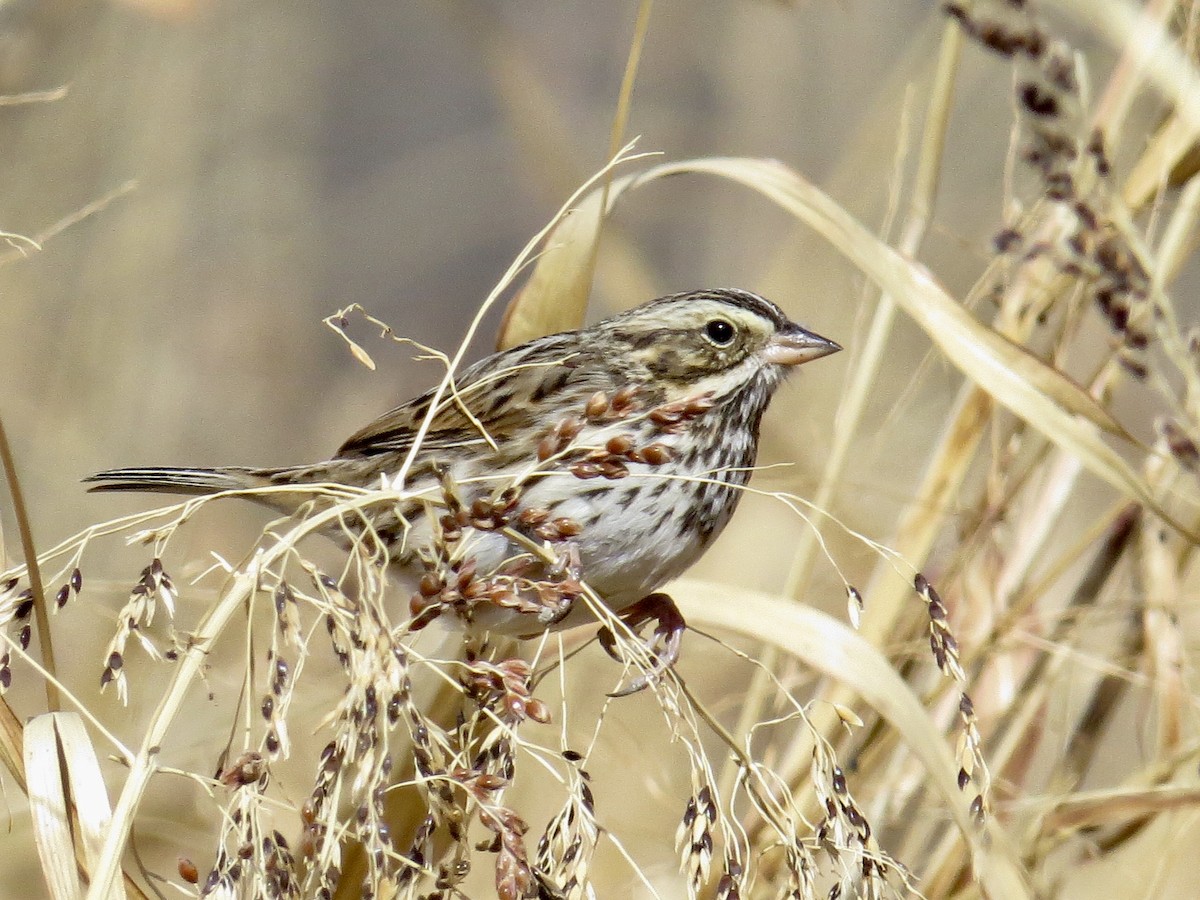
(597, 592, 686, 697)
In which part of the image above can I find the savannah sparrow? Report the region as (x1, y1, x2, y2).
(87, 289, 839, 642)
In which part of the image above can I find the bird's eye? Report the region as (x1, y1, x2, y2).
(704, 319, 736, 345)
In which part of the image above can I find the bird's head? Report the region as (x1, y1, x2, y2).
(597, 289, 841, 402)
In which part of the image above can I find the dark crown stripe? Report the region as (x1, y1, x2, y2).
(646, 289, 789, 329)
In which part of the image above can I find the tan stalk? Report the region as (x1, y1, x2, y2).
(718, 19, 964, 810)
(787, 7, 1200, 873)
(0, 415, 58, 711)
(0, 181, 137, 268)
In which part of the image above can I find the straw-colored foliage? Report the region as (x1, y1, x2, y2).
(5, 0, 1200, 897)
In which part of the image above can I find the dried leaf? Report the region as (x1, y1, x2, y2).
(53, 714, 117, 882)
(497, 185, 630, 350)
(544, 156, 1195, 536)
(25, 716, 78, 900)
(25, 714, 123, 900)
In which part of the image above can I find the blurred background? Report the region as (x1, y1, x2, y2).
(1, 0, 1012, 552)
(3, 1, 1194, 896)
(5, 0, 1087, 656)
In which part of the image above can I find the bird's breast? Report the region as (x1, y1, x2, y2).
(381, 398, 764, 624)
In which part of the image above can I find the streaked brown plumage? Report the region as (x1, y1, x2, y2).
(86, 289, 840, 634)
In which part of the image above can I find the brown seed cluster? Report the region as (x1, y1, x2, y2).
(303, 560, 555, 897)
(220, 750, 268, 789)
(462, 656, 550, 726)
(568, 433, 675, 481)
(955, 0, 1154, 374)
(1158, 417, 1200, 473)
(806, 745, 901, 898)
(518, 508, 584, 543)
(403, 451, 609, 633)
(566, 388, 710, 481)
(0, 566, 84, 692)
(782, 845, 815, 899)
(272, 579, 299, 644)
(816, 788, 873, 850)
(202, 707, 301, 898)
(435, 480, 523, 544)
(259, 648, 294, 757)
(313, 599, 559, 900)
(0, 579, 23, 691)
(538, 386, 640, 463)
(395, 813, 436, 895)
(647, 392, 716, 433)
(485, 806, 535, 900)
(407, 381, 715, 634)
(586, 385, 640, 420)
(406, 463, 593, 630)
(202, 804, 298, 899)
(537, 415, 585, 462)
(948, 0, 1089, 203)
(300, 607, 413, 899)
(540, 385, 704, 481)
(409, 546, 584, 630)
(914, 573, 961, 680)
(676, 784, 718, 894)
(945, 0, 1045, 59)
(8, 586, 34, 656)
(715, 860, 744, 900)
(534, 754, 599, 898)
(386, 650, 555, 899)
(914, 574, 989, 823)
(100, 558, 177, 696)
(1019, 48, 1084, 200)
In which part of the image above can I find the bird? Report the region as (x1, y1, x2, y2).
(86, 289, 840, 643)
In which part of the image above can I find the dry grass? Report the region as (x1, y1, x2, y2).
(5, 0, 1200, 897)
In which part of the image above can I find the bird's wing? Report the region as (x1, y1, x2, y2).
(334, 333, 582, 459)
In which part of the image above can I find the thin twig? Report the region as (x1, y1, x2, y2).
(0, 180, 137, 266)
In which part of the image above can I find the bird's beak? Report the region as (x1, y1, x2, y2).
(763, 324, 842, 366)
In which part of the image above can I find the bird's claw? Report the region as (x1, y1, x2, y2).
(597, 592, 686, 696)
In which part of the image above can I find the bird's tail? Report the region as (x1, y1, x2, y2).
(83, 466, 267, 496)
